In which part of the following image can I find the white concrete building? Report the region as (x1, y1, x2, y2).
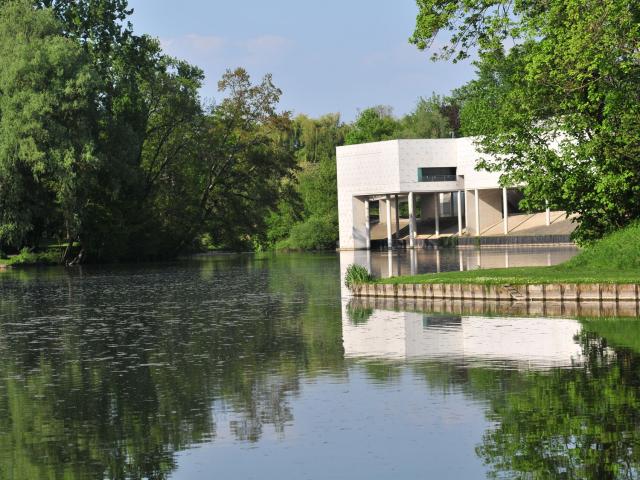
(337, 138, 569, 250)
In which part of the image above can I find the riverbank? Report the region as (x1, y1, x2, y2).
(372, 222, 640, 286)
(0, 249, 60, 269)
(376, 267, 640, 285)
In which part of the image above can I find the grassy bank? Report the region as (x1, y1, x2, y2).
(0, 249, 60, 268)
(376, 222, 640, 285)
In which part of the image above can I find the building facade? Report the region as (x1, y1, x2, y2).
(337, 138, 565, 250)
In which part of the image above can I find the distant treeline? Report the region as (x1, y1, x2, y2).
(0, 0, 460, 262)
(270, 96, 460, 252)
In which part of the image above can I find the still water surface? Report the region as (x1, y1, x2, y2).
(1, 248, 639, 479)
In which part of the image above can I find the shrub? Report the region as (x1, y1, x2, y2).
(344, 264, 374, 288)
(276, 214, 337, 251)
(566, 221, 640, 270)
(6, 248, 59, 266)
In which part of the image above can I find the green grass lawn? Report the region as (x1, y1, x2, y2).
(375, 221, 640, 285)
(0, 249, 60, 267)
(377, 266, 640, 285)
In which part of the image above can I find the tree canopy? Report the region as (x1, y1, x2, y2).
(412, 0, 640, 242)
(0, 0, 295, 261)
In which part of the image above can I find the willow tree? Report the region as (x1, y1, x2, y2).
(412, 0, 640, 242)
(0, 0, 98, 256)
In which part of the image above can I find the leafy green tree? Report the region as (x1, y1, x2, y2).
(0, 0, 98, 257)
(271, 114, 348, 250)
(194, 69, 297, 251)
(0, 0, 298, 261)
(345, 105, 399, 145)
(398, 94, 453, 139)
(411, 0, 640, 242)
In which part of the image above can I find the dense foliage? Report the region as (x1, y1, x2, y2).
(0, 0, 295, 262)
(267, 114, 348, 251)
(345, 96, 456, 145)
(411, 0, 640, 243)
(0, 0, 465, 261)
(267, 96, 456, 251)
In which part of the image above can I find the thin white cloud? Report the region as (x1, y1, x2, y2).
(154, 33, 294, 101)
(160, 34, 226, 55)
(159, 33, 292, 68)
(185, 34, 227, 51)
(245, 35, 291, 56)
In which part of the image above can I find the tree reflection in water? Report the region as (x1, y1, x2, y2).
(347, 301, 640, 480)
(476, 322, 640, 480)
(0, 255, 344, 479)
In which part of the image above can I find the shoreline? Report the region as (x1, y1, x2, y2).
(350, 282, 640, 302)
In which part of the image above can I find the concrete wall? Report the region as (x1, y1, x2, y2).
(350, 197, 368, 249)
(419, 193, 438, 220)
(397, 139, 460, 193)
(456, 137, 502, 189)
(466, 189, 503, 234)
(337, 141, 400, 249)
(479, 189, 503, 233)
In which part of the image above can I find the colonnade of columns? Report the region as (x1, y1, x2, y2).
(366, 190, 468, 249)
(362, 187, 551, 249)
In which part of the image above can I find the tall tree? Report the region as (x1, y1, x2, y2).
(268, 113, 348, 250)
(344, 106, 399, 145)
(0, 0, 297, 261)
(411, 0, 640, 242)
(397, 94, 453, 139)
(0, 0, 98, 255)
(194, 69, 296, 251)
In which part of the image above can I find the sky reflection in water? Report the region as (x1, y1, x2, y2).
(0, 249, 638, 479)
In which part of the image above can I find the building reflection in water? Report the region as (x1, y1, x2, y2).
(339, 245, 578, 285)
(342, 300, 585, 370)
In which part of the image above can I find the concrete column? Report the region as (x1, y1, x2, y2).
(502, 187, 509, 235)
(436, 247, 441, 273)
(387, 250, 393, 277)
(474, 188, 480, 236)
(410, 248, 417, 275)
(394, 194, 400, 245)
(386, 195, 392, 249)
(459, 250, 464, 271)
(408, 192, 416, 248)
(434, 193, 440, 236)
(364, 200, 371, 249)
(464, 190, 469, 229)
(545, 201, 551, 226)
(457, 190, 463, 235)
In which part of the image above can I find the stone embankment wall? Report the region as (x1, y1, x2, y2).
(350, 283, 640, 302)
(349, 296, 640, 319)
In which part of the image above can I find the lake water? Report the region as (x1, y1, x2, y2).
(1, 248, 640, 479)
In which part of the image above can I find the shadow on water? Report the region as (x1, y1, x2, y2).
(0, 252, 638, 479)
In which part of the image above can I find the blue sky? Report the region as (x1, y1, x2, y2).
(128, 0, 476, 121)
